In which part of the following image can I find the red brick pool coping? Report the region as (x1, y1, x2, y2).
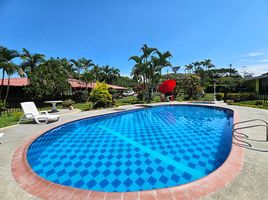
(11, 106, 244, 200)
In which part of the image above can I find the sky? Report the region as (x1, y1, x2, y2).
(1, 0, 268, 76)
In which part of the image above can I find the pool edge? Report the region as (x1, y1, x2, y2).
(11, 104, 244, 200)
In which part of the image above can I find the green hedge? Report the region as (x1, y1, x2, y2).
(226, 93, 255, 102)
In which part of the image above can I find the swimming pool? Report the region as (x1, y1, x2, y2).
(27, 105, 233, 192)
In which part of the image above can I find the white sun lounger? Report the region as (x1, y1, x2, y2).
(0, 133, 4, 144)
(19, 102, 60, 124)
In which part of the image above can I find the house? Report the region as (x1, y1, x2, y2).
(0, 78, 127, 100)
(247, 73, 268, 95)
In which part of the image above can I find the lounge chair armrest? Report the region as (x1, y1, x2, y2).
(40, 111, 49, 115)
(24, 113, 35, 118)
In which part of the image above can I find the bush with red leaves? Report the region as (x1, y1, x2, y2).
(159, 80, 176, 95)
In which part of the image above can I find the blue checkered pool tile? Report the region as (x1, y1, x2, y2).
(27, 105, 233, 192)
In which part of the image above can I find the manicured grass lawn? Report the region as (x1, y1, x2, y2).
(74, 102, 93, 111)
(228, 100, 268, 110)
(115, 94, 162, 106)
(0, 113, 21, 128)
(116, 96, 137, 106)
(175, 93, 215, 101)
(199, 93, 215, 101)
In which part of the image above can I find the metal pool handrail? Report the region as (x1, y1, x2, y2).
(232, 119, 268, 152)
(233, 119, 268, 141)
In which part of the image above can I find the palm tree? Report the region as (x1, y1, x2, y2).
(141, 44, 157, 62)
(198, 59, 215, 86)
(150, 50, 172, 97)
(60, 58, 76, 79)
(172, 66, 180, 74)
(130, 45, 172, 102)
(0, 46, 20, 99)
(192, 61, 201, 73)
(81, 70, 94, 90)
(100, 65, 120, 84)
(109, 67, 120, 84)
(201, 59, 214, 71)
(130, 56, 145, 84)
(185, 64, 193, 74)
(91, 65, 102, 82)
(20, 48, 45, 76)
(70, 58, 94, 75)
(70, 58, 94, 89)
(4, 63, 18, 102)
(130, 44, 157, 84)
(101, 65, 112, 83)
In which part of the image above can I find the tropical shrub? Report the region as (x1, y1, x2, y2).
(89, 82, 112, 108)
(180, 75, 202, 100)
(62, 99, 75, 109)
(26, 58, 70, 99)
(216, 93, 224, 101)
(134, 83, 145, 101)
(159, 80, 176, 95)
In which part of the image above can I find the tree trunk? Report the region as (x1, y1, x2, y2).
(0, 69, 5, 99)
(4, 76, 11, 103)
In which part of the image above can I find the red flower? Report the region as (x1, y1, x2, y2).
(159, 80, 176, 94)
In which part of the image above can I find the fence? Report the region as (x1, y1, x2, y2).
(0, 98, 56, 117)
(256, 93, 268, 104)
(0, 107, 22, 117)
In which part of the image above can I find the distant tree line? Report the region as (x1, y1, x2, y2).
(129, 44, 254, 101)
(0, 45, 133, 103)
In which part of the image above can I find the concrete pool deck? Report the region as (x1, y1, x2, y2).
(0, 103, 267, 200)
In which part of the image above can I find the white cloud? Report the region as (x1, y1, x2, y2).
(242, 64, 268, 76)
(247, 52, 263, 57)
(257, 58, 268, 63)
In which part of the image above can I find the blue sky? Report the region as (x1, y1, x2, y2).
(1, 0, 268, 76)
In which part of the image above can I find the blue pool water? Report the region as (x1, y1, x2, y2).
(27, 105, 233, 192)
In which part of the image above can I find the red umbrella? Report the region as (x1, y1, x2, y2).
(159, 80, 176, 94)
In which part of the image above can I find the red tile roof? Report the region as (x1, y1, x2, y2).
(0, 78, 28, 86)
(0, 78, 127, 90)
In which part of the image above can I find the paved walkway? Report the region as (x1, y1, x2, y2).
(0, 103, 267, 200)
(204, 103, 268, 200)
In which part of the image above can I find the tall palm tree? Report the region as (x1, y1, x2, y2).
(172, 66, 180, 74)
(192, 61, 201, 73)
(201, 59, 214, 71)
(130, 45, 172, 102)
(101, 65, 112, 82)
(70, 58, 94, 75)
(20, 48, 45, 76)
(150, 50, 172, 97)
(81, 70, 94, 90)
(0, 46, 20, 99)
(70, 58, 94, 89)
(129, 56, 145, 84)
(100, 65, 120, 84)
(141, 44, 157, 62)
(109, 67, 120, 84)
(185, 64, 193, 74)
(91, 65, 102, 82)
(4, 63, 18, 102)
(60, 58, 76, 79)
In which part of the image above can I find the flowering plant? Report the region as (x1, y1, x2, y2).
(159, 80, 176, 95)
